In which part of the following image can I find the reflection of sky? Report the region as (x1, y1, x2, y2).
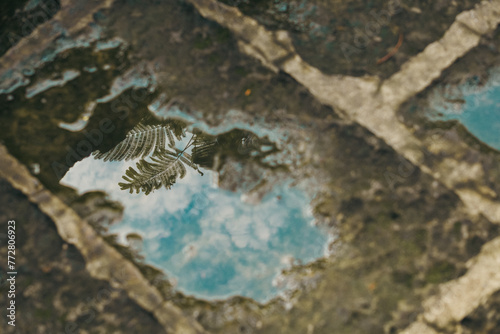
(428, 71, 500, 150)
(61, 156, 327, 302)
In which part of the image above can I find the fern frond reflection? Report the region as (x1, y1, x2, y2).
(91, 117, 276, 195)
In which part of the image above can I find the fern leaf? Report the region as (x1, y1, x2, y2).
(118, 149, 189, 195)
(166, 127, 175, 148)
(93, 121, 182, 161)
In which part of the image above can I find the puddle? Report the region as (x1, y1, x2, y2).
(61, 121, 328, 303)
(427, 69, 500, 150)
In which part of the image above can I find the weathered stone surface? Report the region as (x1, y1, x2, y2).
(1, 0, 500, 333)
(0, 178, 166, 333)
(0, 144, 208, 333)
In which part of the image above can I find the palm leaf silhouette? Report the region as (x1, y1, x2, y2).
(93, 120, 185, 162)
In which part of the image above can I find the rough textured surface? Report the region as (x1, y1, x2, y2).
(0, 0, 500, 333)
(0, 178, 166, 334)
(186, 0, 500, 227)
(219, 0, 481, 78)
(0, 144, 207, 334)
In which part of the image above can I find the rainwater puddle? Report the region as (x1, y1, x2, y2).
(61, 124, 328, 303)
(427, 69, 500, 150)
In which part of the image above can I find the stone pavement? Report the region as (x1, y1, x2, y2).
(1, 0, 500, 333)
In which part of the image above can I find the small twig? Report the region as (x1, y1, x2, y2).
(377, 30, 404, 65)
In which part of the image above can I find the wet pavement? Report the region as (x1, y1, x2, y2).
(1, 0, 500, 333)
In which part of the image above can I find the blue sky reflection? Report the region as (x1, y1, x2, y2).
(428, 71, 500, 150)
(61, 156, 327, 302)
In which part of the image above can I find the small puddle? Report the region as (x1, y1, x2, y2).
(61, 119, 328, 303)
(427, 69, 500, 150)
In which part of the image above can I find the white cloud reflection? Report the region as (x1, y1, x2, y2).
(62, 156, 327, 302)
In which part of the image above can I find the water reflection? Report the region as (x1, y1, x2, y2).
(428, 70, 500, 150)
(90, 116, 276, 195)
(61, 121, 327, 302)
